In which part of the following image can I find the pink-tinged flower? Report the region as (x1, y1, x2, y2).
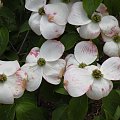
(102, 30, 120, 57)
(0, 61, 27, 104)
(65, 41, 98, 68)
(68, 2, 119, 39)
(21, 40, 66, 92)
(64, 57, 120, 100)
(25, 0, 69, 39)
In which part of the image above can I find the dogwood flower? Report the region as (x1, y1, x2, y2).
(0, 61, 27, 104)
(25, 0, 69, 39)
(68, 2, 119, 39)
(102, 31, 120, 57)
(65, 41, 98, 69)
(64, 57, 120, 100)
(21, 40, 66, 91)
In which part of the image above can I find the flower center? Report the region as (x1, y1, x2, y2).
(113, 35, 120, 43)
(38, 7, 45, 15)
(37, 58, 46, 66)
(0, 74, 7, 83)
(62, 0, 71, 3)
(79, 63, 87, 68)
(92, 69, 103, 79)
(91, 14, 101, 23)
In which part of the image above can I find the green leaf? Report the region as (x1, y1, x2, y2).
(16, 92, 46, 120)
(114, 106, 120, 120)
(102, 90, 120, 118)
(103, 0, 120, 15)
(67, 95, 88, 120)
(19, 21, 30, 33)
(0, 27, 9, 55)
(60, 33, 79, 51)
(0, 104, 15, 120)
(83, 0, 103, 17)
(52, 105, 68, 120)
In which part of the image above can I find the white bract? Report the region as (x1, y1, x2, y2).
(0, 61, 27, 104)
(21, 40, 66, 92)
(64, 57, 120, 100)
(25, 0, 69, 39)
(68, 2, 119, 39)
(65, 41, 98, 68)
(102, 31, 120, 57)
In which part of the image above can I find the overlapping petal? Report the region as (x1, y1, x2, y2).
(74, 41, 98, 65)
(29, 12, 41, 35)
(43, 59, 66, 84)
(40, 16, 65, 39)
(78, 22, 100, 39)
(86, 78, 113, 100)
(99, 16, 119, 37)
(26, 47, 40, 63)
(25, 0, 46, 12)
(100, 57, 120, 80)
(21, 63, 43, 91)
(68, 2, 91, 25)
(39, 40, 65, 61)
(44, 3, 69, 25)
(64, 67, 94, 97)
(0, 61, 20, 76)
(0, 84, 14, 104)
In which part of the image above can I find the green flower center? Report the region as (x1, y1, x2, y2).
(0, 74, 7, 83)
(92, 69, 103, 79)
(37, 58, 46, 66)
(79, 63, 87, 68)
(38, 7, 45, 15)
(113, 35, 120, 43)
(91, 14, 101, 23)
(62, 0, 71, 3)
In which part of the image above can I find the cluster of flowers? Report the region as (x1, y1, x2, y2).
(1, 0, 120, 104)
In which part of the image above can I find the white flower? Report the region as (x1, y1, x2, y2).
(0, 61, 27, 104)
(65, 41, 98, 69)
(102, 31, 120, 57)
(25, 0, 69, 39)
(21, 40, 66, 92)
(68, 2, 119, 39)
(64, 57, 120, 100)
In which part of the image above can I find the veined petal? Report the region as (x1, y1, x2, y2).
(26, 47, 40, 63)
(44, 3, 69, 25)
(25, 0, 46, 12)
(103, 41, 119, 57)
(6, 69, 27, 98)
(74, 41, 98, 65)
(64, 67, 94, 97)
(101, 33, 113, 42)
(100, 57, 120, 80)
(65, 54, 79, 68)
(68, 2, 91, 25)
(0, 84, 14, 104)
(43, 59, 66, 85)
(0, 60, 20, 76)
(21, 63, 43, 91)
(86, 78, 113, 100)
(40, 15, 65, 39)
(78, 22, 100, 39)
(29, 12, 41, 35)
(99, 15, 119, 37)
(96, 3, 109, 16)
(40, 40, 65, 61)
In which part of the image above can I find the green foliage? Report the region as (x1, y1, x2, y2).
(83, 0, 103, 17)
